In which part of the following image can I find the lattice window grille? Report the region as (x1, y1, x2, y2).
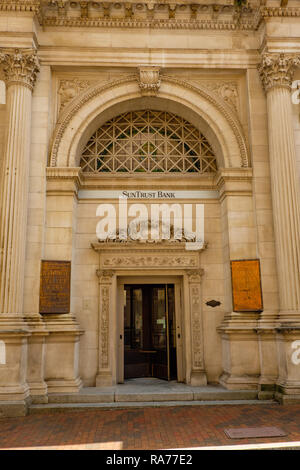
(80, 110, 217, 174)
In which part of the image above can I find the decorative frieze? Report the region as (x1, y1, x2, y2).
(258, 53, 300, 93)
(102, 255, 198, 268)
(0, 49, 40, 92)
(38, 1, 260, 30)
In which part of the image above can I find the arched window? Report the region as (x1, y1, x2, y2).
(80, 110, 217, 174)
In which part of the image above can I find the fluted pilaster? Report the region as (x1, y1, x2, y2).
(0, 49, 40, 320)
(258, 53, 300, 324)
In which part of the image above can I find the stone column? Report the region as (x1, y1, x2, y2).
(0, 50, 39, 416)
(96, 269, 115, 386)
(258, 53, 300, 402)
(186, 269, 207, 386)
(258, 53, 300, 324)
(0, 49, 39, 320)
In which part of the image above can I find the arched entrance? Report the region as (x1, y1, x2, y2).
(44, 74, 255, 391)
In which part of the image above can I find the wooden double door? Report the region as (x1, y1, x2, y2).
(124, 284, 177, 381)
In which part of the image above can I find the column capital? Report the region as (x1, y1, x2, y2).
(186, 269, 204, 283)
(258, 53, 300, 93)
(0, 49, 40, 92)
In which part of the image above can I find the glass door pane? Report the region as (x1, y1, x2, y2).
(151, 286, 168, 380)
(124, 286, 149, 378)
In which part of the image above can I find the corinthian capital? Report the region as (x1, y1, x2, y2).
(0, 49, 40, 91)
(258, 53, 300, 93)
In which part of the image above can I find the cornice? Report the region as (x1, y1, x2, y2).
(39, 17, 259, 30)
(38, 1, 261, 31)
(0, 0, 40, 12)
(1, 2, 299, 30)
(260, 6, 300, 18)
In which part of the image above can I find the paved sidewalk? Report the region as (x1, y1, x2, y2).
(1, 403, 300, 450)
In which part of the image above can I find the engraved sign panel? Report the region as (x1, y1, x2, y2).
(231, 259, 263, 312)
(39, 260, 71, 314)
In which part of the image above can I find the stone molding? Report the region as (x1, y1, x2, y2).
(215, 167, 253, 201)
(49, 74, 249, 169)
(258, 53, 300, 93)
(260, 6, 300, 18)
(0, 0, 40, 12)
(0, 49, 40, 92)
(138, 66, 161, 96)
(38, 1, 260, 30)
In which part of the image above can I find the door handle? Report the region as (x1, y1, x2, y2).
(120, 334, 123, 340)
(178, 333, 180, 339)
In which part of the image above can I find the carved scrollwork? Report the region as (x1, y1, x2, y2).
(0, 49, 40, 91)
(100, 285, 109, 368)
(189, 283, 204, 369)
(58, 78, 93, 110)
(96, 269, 115, 283)
(102, 255, 197, 268)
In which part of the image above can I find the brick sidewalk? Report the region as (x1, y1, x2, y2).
(0, 404, 300, 450)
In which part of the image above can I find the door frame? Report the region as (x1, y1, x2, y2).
(117, 275, 184, 383)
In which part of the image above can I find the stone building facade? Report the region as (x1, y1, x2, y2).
(0, 0, 300, 416)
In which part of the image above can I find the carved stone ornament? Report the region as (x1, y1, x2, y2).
(58, 78, 93, 110)
(100, 284, 109, 369)
(190, 284, 204, 369)
(0, 1, 40, 12)
(186, 269, 204, 283)
(96, 269, 115, 283)
(0, 49, 40, 91)
(102, 255, 198, 268)
(258, 53, 300, 93)
(138, 66, 161, 96)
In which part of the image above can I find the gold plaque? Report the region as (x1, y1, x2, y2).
(231, 259, 263, 312)
(39, 260, 71, 314)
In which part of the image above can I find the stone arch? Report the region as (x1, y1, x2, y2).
(50, 75, 249, 169)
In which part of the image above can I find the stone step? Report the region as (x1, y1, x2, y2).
(47, 387, 258, 404)
(29, 399, 276, 415)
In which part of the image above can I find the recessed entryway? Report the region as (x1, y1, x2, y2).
(124, 284, 177, 381)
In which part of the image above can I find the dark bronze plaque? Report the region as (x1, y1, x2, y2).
(39, 260, 71, 314)
(231, 259, 263, 312)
